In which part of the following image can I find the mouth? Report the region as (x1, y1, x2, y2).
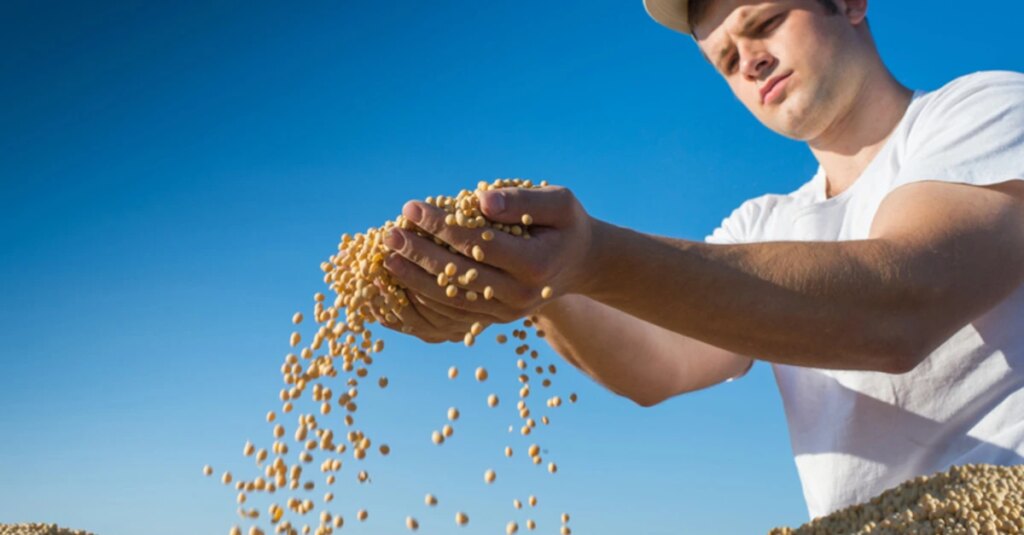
(760, 71, 793, 105)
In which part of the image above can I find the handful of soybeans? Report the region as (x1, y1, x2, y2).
(205, 179, 578, 535)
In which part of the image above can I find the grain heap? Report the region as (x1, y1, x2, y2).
(0, 525, 95, 535)
(768, 463, 1024, 534)
(208, 179, 577, 534)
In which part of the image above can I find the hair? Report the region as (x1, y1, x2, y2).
(688, 0, 840, 36)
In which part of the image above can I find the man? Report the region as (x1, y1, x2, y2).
(377, 0, 1024, 520)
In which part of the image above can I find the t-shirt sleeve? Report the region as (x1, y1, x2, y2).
(704, 197, 762, 245)
(896, 71, 1024, 189)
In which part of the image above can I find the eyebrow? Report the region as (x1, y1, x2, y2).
(704, 7, 775, 68)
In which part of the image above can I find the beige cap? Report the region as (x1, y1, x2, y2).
(643, 0, 693, 35)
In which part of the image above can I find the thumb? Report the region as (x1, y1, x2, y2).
(477, 186, 576, 227)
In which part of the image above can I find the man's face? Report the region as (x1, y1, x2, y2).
(693, 0, 868, 141)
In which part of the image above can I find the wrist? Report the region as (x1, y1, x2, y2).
(567, 216, 614, 298)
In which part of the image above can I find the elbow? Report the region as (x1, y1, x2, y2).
(849, 309, 939, 374)
(600, 383, 662, 408)
(632, 395, 663, 408)
(600, 379, 673, 407)
(877, 353, 919, 375)
(627, 389, 669, 408)
(872, 329, 935, 375)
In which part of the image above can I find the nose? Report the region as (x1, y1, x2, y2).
(739, 45, 776, 81)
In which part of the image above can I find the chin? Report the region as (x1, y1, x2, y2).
(766, 122, 807, 140)
(766, 96, 820, 140)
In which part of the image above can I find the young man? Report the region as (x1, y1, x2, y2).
(378, 0, 1024, 519)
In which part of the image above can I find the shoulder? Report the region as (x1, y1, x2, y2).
(893, 71, 1024, 194)
(913, 70, 1024, 118)
(941, 70, 1024, 92)
(901, 70, 1024, 153)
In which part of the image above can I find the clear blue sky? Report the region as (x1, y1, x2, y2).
(1, 1, 1021, 534)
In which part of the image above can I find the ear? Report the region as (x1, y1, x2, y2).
(836, 0, 868, 25)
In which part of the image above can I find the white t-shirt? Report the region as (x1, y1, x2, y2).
(706, 70, 1024, 519)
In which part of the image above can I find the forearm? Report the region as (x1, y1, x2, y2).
(535, 295, 753, 406)
(578, 220, 926, 373)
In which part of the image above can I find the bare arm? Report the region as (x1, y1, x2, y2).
(576, 180, 1024, 373)
(382, 180, 1024, 384)
(535, 294, 753, 406)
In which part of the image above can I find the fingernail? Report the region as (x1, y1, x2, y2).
(488, 191, 506, 214)
(404, 202, 423, 223)
(385, 229, 405, 249)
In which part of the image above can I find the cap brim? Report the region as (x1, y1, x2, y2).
(643, 0, 692, 35)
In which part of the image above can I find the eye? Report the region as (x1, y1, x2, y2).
(726, 55, 738, 73)
(758, 13, 784, 34)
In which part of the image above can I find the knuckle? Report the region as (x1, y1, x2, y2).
(386, 253, 409, 277)
(551, 185, 572, 203)
(551, 187, 581, 219)
(399, 237, 426, 265)
(412, 246, 448, 277)
(419, 205, 450, 236)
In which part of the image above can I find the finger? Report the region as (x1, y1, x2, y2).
(409, 287, 505, 325)
(408, 293, 498, 343)
(384, 227, 484, 285)
(393, 297, 462, 343)
(398, 201, 486, 260)
(386, 228, 523, 294)
(367, 303, 418, 339)
(409, 293, 477, 335)
(384, 253, 522, 319)
(388, 212, 541, 284)
(476, 186, 577, 227)
(366, 301, 412, 336)
(406, 296, 469, 343)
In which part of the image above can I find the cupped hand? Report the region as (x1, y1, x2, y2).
(379, 185, 594, 342)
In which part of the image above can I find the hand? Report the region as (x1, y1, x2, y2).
(380, 186, 594, 342)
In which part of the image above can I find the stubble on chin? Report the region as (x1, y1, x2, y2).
(776, 79, 835, 141)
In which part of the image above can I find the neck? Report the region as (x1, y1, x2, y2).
(808, 68, 914, 199)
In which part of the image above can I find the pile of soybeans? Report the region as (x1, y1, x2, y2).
(770, 463, 1024, 535)
(205, 179, 577, 535)
(0, 525, 94, 535)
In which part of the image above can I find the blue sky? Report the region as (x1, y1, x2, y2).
(1, 1, 1021, 534)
